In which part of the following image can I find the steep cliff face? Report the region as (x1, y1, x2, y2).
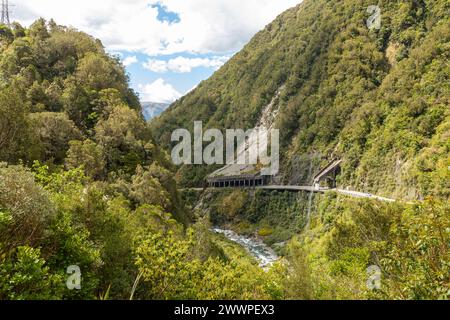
(151, 0, 449, 200)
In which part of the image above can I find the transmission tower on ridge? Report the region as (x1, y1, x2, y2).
(1, 0, 13, 27)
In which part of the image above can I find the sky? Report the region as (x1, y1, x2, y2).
(12, 0, 301, 103)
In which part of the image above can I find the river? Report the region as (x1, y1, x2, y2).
(212, 228, 279, 269)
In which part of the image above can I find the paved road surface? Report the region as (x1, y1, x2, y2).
(183, 185, 399, 203)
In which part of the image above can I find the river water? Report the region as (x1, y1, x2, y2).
(212, 228, 279, 269)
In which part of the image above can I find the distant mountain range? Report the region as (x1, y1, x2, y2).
(142, 102, 170, 120)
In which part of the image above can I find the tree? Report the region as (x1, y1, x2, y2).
(134, 228, 279, 300)
(283, 241, 314, 300)
(65, 139, 105, 179)
(0, 18, 196, 301)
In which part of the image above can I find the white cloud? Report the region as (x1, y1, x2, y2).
(123, 56, 138, 66)
(14, 0, 302, 55)
(143, 55, 230, 73)
(186, 84, 199, 94)
(138, 78, 182, 103)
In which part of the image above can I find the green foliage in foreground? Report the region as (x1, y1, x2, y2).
(192, 189, 311, 248)
(154, 0, 450, 299)
(0, 19, 284, 301)
(0, 18, 187, 221)
(0, 163, 284, 300)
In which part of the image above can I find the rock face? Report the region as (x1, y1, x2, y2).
(151, 0, 449, 200)
(142, 102, 170, 120)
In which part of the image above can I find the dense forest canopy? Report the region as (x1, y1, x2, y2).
(151, 0, 449, 300)
(0, 0, 448, 301)
(0, 18, 277, 300)
(151, 0, 449, 201)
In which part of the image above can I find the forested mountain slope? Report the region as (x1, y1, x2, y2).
(0, 19, 281, 300)
(151, 0, 449, 200)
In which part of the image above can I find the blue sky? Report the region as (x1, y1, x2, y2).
(14, 0, 302, 103)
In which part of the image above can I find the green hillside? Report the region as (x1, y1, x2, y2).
(0, 1, 448, 301)
(151, 0, 449, 200)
